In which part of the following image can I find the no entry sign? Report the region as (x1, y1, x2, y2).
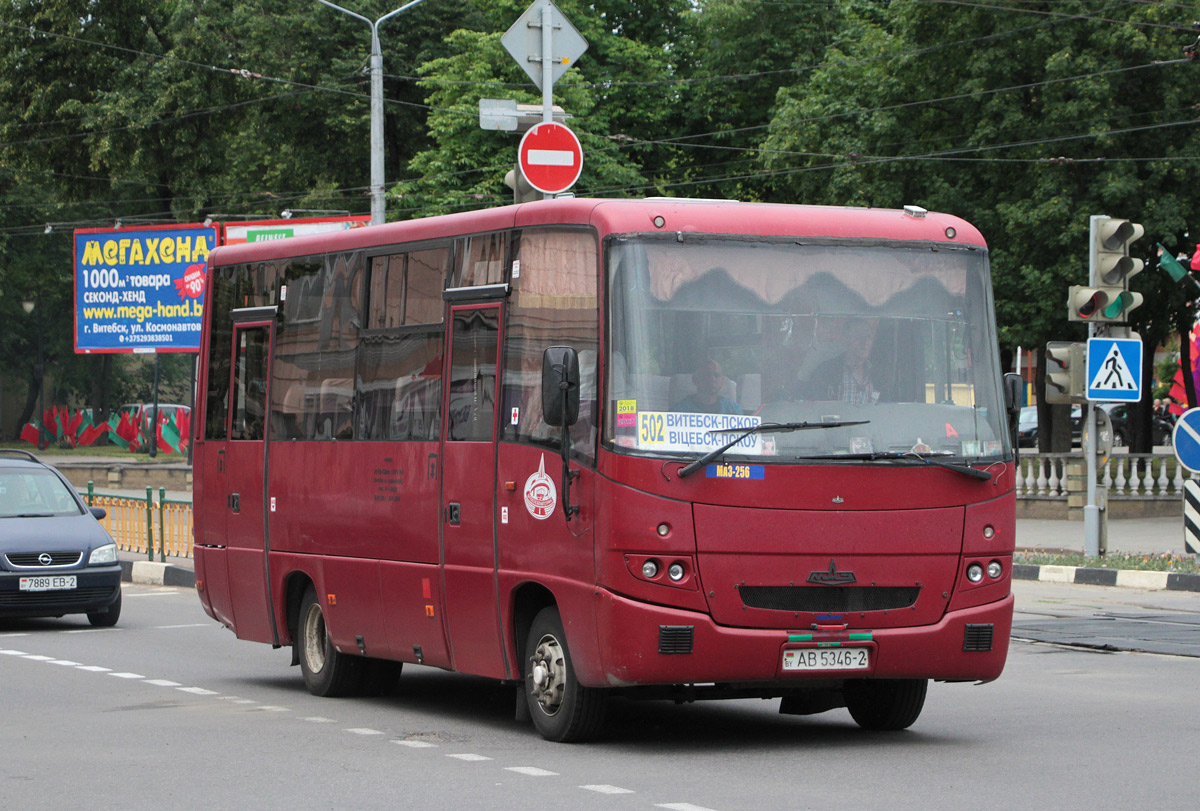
(518, 122, 582, 195)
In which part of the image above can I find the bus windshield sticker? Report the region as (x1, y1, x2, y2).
(615, 399, 637, 428)
(706, 463, 764, 480)
(524, 455, 557, 520)
(635, 411, 763, 454)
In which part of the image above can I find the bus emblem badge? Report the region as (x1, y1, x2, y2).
(524, 455, 558, 520)
(808, 560, 856, 585)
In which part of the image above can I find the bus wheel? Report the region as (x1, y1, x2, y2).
(845, 678, 927, 731)
(298, 587, 361, 697)
(524, 607, 606, 742)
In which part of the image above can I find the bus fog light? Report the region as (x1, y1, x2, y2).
(642, 560, 660, 579)
(987, 560, 1003, 579)
(966, 563, 984, 583)
(657, 523, 670, 536)
(667, 562, 685, 581)
(983, 524, 995, 539)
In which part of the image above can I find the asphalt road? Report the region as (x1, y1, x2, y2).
(2, 581, 1197, 810)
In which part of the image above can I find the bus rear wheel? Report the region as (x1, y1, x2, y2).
(524, 607, 606, 742)
(845, 678, 928, 731)
(298, 587, 362, 697)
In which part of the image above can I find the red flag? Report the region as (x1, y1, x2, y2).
(20, 422, 41, 446)
(115, 410, 141, 452)
(78, 423, 107, 446)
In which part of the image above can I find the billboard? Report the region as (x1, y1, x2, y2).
(222, 215, 369, 246)
(74, 223, 217, 353)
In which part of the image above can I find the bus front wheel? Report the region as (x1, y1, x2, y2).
(298, 587, 362, 697)
(524, 607, 606, 742)
(845, 678, 928, 731)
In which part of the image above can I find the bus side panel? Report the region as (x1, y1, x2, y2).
(319, 557, 387, 659)
(378, 561, 451, 668)
(194, 545, 235, 629)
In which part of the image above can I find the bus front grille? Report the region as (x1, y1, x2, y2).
(738, 585, 921, 613)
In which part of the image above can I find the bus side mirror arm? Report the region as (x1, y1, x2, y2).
(1003, 372, 1022, 457)
(542, 346, 581, 520)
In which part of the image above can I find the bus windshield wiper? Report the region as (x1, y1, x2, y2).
(677, 420, 869, 478)
(793, 450, 992, 481)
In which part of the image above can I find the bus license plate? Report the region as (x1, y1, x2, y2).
(782, 648, 869, 671)
(19, 575, 77, 592)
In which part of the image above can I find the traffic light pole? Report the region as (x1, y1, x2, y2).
(1083, 215, 1103, 556)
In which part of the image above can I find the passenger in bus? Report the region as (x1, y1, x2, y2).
(672, 359, 742, 415)
(805, 318, 881, 404)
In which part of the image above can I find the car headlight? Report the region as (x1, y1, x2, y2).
(89, 544, 118, 565)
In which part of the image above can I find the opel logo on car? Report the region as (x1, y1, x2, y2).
(38, 553, 53, 566)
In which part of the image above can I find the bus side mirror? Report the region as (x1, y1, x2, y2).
(1003, 373, 1022, 413)
(542, 346, 580, 428)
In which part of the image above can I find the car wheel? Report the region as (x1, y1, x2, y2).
(524, 606, 606, 742)
(87, 588, 121, 627)
(297, 586, 362, 697)
(845, 678, 927, 731)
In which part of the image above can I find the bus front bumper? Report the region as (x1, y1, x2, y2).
(592, 589, 1013, 689)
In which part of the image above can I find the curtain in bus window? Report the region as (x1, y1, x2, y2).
(501, 229, 598, 460)
(447, 309, 498, 441)
(270, 259, 320, 440)
(357, 330, 443, 441)
(367, 255, 406, 329)
(406, 246, 449, 323)
(204, 265, 238, 440)
(232, 327, 269, 441)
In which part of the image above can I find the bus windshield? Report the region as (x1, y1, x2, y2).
(606, 235, 1009, 463)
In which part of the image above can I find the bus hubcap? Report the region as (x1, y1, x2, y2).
(529, 634, 566, 715)
(303, 603, 327, 674)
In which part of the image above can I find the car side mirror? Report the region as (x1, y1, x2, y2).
(542, 346, 580, 428)
(89, 506, 107, 520)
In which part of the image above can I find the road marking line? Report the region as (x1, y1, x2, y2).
(657, 804, 720, 811)
(447, 754, 492, 762)
(392, 740, 437, 748)
(345, 728, 384, 735)
(0, 649, 29, 655)
(109, 672, 145, 679)
(22, 654, 55, 661)
(0, 633, 30, 638)
(302, 717, 338, 723)
(47, 660, 81, 666)
(65, 628, 122, 634)
(145, 679, 182, 687)
(177, 686, 218, 695)
(506, 767, 559, 777)
(154, 624, 209, 629)
(231, 699, 257, 704)
(581, 786, 634, 794)
(255, 706, 290, 712)
(77, 665, 111, 672)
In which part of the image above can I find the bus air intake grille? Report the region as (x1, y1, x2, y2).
(738, 586, 921, 613)
(658, 625, 694, 654)
(963, 623, 994, 652)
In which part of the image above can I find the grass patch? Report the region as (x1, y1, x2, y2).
(0, 442, 180, 463)
(1015, 550, 1200, 574)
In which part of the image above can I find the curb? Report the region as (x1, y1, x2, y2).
(1013, 563, 1200, 592)
(118, 559, 196, 589)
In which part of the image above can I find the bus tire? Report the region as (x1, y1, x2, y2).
(298, 587, 362, 697)
(845, 678, 927, 731)
(524, 606, 606, 742)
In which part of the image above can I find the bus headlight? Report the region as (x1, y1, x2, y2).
(987, 560, 1003, 579)
(966, 563, 984, 583)
(642, 560, 660, 579)
(667, 562, 685, 581)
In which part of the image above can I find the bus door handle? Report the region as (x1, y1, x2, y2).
(446, 502, 461, 526)
(218, 449, 225, 472)
(229, 493, 240, 513)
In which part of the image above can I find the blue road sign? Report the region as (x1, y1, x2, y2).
(1086, 337, 1142, 402)
(1173, 408, 1200, 474)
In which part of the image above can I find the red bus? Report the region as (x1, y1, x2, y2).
(193, 198, 1018, 741)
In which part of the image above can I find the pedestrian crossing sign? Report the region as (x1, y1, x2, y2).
(1086, 337, 1142, 402)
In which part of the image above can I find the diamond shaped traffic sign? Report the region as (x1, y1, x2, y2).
(501, 0, 588, 91)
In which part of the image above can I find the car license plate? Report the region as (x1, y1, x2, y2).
(18, 575, 77, 592)
(782, 647, 869, 671)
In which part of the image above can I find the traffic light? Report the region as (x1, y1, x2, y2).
(1081, 217, 1144, 322)
(1044, 341, 1085, 404)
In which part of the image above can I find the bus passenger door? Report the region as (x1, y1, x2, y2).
(223, 320, 276, 644)
(440, 303, 506, 678)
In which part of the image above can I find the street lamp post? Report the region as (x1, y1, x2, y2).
(21, 296, 45, 451)
(317, 0, 429, 226)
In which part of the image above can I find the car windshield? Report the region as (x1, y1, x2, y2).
(0, 468, 83, 518)
(605, 235, 1009, 463)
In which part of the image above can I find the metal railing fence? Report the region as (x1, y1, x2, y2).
(81, 483, 194, 560)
